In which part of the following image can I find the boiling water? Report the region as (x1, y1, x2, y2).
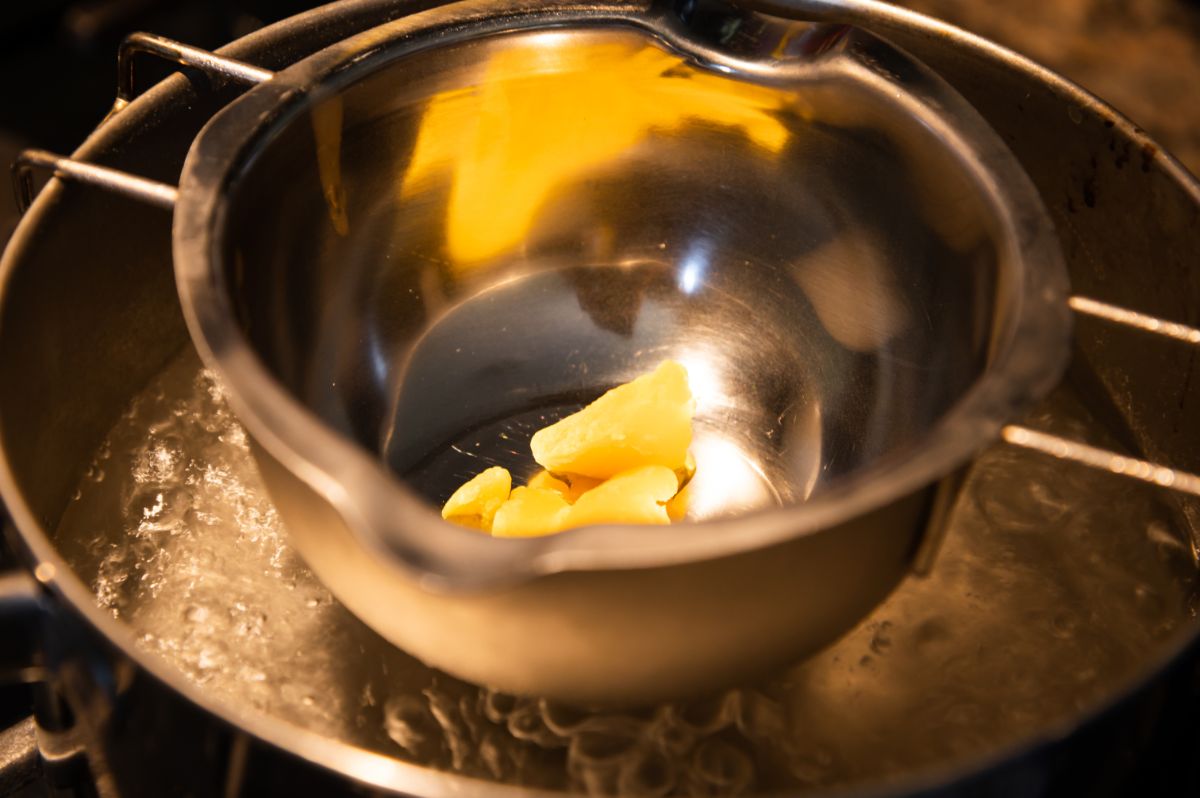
(54, 347, 1198, 794)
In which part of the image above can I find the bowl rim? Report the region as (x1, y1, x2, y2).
(172, 0, 1072, 590)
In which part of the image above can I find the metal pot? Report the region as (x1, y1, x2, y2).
(0, 0, 1198, 795)
(14, 0, 1077, 705)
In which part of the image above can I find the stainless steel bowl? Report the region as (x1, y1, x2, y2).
(168, 0, 1068, 703)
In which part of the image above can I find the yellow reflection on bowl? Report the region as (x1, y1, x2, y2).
(400, 34, 794, 265)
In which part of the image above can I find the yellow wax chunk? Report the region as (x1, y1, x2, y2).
(492, 487, 572, 537)
(665, 480, 691, 522)
(530, 361, 695, 480)
(562, 473, 604, 501)
(528, 470, 602, 503)
(441, 466, 512, 531)
(564, 465, 678, 529)
(527, 470, 570, 496)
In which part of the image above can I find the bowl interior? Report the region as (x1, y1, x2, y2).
(220, 25, 1004, 518)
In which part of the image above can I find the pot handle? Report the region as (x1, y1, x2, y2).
(11, 32, 273, 213)
(12, 150, 178, 212)
(913, 298, 1200, 576)
(1002, 296, 1200, 497)
(112, 32, 273, 114)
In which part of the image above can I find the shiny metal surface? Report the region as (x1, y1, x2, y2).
(47, 347, 1197, 794)
(1068, 295, 1200, 345)
(1, 0, 1199, 795)
(13, 31, 276, 214)
(169, 0, 1068, 702)
(1000, 296, 1200, 498)
(0, 718, 37, 796)
(9, 13, 1197, 707)
(12, 150, 178, 213)
(1004, 425, 1200, 497)
(115, 32, 274, 113)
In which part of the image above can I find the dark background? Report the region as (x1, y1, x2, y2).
(0, 0, 1197, 789)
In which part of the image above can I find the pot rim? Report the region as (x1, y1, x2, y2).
(172, 0, 1071, 590)
(1, 0, 1197, 796)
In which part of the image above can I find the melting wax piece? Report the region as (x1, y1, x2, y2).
(528, 470, 602, 503)
(492, 486, 572, 537)
(441, 466, 511, 531)
(531, 360, 695, 480)
(565, 465, 678, 529)
(441, 362, 694, 536)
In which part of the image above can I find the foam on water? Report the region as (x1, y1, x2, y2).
(54, 347, 1199, 794)
(56, 356, 359, 738)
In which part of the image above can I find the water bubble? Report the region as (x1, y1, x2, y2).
(569, 724, 642, 768)
(183, 604, 210, 624)
(477, 734, 505, 780)
(219, 425, 247, 448)
(426, 688, 472, 772)
(127, 486, 191, 532)
(128, 537, 159, 566)
(912, 616, 952, 652)
(868, 620, 893, 654)
(674, 692, 735, 737)
(1050, 611, 1079, 640)
(196, 647, 219, 671)
(1134, 584, 1166, 617)
(132, 436, 186, 484)
(735, 691, 788, 741)
(689, 739, 754, 795)
(653, 719, 697, 758)
(234, 610, 268, 638)
(94, 550, 131, 611)
(539, 699, 595, 737)
(148, 416, 178, 435)
(482, 690, 518, 724)
(506, 701, 563, 748)
(1146, 521, 1189, 554)
(618, 747, 676, 797)
(241, 668, 267, 683)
